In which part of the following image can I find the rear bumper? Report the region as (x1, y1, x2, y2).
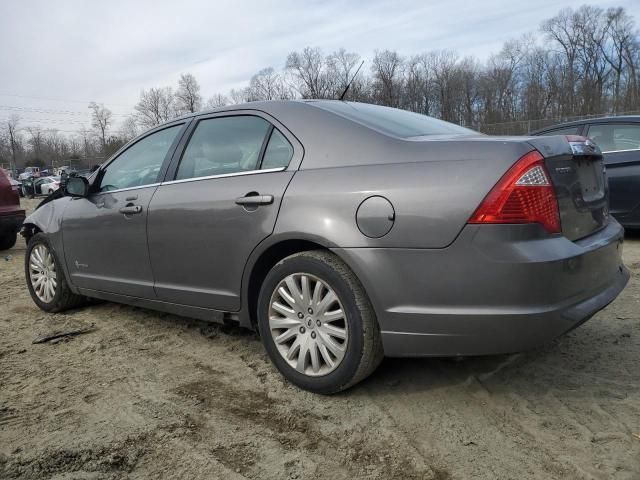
(0, 210, 26, 234)
(334, 220, 629, 357)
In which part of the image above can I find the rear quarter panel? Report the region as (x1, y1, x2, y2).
(275, 141, 533, 249)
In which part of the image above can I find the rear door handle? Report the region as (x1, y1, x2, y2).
(235, 194, 274, 206)
(119, 205, 143, 215)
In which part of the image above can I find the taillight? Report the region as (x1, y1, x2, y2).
(468, 150, 561, 233)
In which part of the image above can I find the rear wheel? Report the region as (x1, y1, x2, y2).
(0, 232, 17, 250)
(25, 233, 85, 312)
(257, 250, 383, 394)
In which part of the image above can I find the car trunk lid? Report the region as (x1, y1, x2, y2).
(527, 135, 608, 241)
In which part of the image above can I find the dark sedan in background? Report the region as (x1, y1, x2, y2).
(533, 116, 640, 229)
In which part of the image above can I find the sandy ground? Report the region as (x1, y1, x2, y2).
(1, 197, 639, 480)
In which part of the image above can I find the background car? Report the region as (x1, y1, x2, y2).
(18, 166, 41, 181)
(532, 116, 640, 230)
(38, 176, 61, 194)
(20, 101, 629, 393)
(8, 177, 24, 197)
(0, 168, 25, 250)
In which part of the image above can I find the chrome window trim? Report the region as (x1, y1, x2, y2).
(601, 147, 640, 154)
(93, 183, 162, 196)
(160, 167, 287, 186)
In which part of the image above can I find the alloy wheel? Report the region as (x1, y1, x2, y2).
(29, 244, 57, 303)
(268, 273, 348, 376)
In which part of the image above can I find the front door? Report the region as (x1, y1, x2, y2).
(148, 114, 297, 311)
(62, 123, 185, 297)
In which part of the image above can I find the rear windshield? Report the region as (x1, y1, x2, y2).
(310, 101, 476, 138)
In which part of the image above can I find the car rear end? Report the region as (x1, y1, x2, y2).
(43, 176, 61, 193)
(335, 134, 629, 357)
(0, 168, 26, 250)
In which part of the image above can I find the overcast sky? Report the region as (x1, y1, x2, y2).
(1, 0, 639, 133)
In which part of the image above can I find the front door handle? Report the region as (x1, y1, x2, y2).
(119, 205, 143, 215)
(235, 194, 274, 206)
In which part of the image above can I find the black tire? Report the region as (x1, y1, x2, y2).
(25, 233, 85, 312)
(257, 250, 383, 394)
(0, 232, 17, 250)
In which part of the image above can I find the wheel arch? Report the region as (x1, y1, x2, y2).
(20, 222, 42, 244)
(240, 234, 354, 330)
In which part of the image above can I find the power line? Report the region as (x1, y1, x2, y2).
(0, 105, 132, 117)
(0, 92, 131, 108)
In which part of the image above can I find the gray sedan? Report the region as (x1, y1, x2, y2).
(21, 101, 629, 393)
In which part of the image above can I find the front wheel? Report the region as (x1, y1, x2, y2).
(25, 233, 85, 312)
(257, 250, 383, 394)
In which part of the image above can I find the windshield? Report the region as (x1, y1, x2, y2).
(310, 101, 476, 138)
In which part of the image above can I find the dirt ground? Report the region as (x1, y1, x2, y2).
(1, 197, 639, 480)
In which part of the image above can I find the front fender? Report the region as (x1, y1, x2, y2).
(22, 197, 77, 293)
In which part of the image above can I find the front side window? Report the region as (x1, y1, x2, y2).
(587, 124, 640, 152)
(100, 125, 182, 192)
(176, 116, 271, 180)
(261, 128, 293, 169)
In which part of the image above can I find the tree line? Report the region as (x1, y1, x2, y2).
(1, 4, 638, 171)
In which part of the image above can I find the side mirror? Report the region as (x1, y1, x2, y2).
(66, 176, 89, 197)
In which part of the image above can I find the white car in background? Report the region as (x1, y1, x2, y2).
(38, 176, 61, 194)
(18, 167, 41, 181)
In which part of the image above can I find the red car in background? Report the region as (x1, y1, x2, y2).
(0, 168, 25, 250)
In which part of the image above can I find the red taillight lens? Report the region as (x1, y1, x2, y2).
(468, 150, 561, 233)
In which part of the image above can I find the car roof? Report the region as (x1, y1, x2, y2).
(533, 115, 640, 134)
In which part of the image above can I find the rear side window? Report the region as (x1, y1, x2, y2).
(537, 126, 581, 136)
(311, 101, 475, 138)
(586, 124, 640, 152)
(261, 129, 293, 169)
(176, 116, 271, 180)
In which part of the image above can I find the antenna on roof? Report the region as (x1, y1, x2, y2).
(338, 60, 364, 101)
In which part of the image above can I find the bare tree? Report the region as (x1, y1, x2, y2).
(205, 93, 230, 109)
(43, 129, 66, 169)
(326, 48, 363, 99)
(229, 88, 249, 105)
(542, 8, 583, 115)
(602, 7, 637, 112)
(88, 102, 113, 153)
(4, 115, 21, 171)
(119, 115, 139, 142)
(175, 73, 203, 114)
(67, 135, 82, 159)
(286, 47, 333, 98)
(78, 127, 94, 162)
(135, 87, 176, 128)
(26, 126, 44, 163)
(247, 67, 292, 101)
(371, 50, 404, 107)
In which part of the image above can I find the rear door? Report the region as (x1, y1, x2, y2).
(62, 123, 187, 297)
(585, 122, 640, 219)
(147, 112, 301, 311)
